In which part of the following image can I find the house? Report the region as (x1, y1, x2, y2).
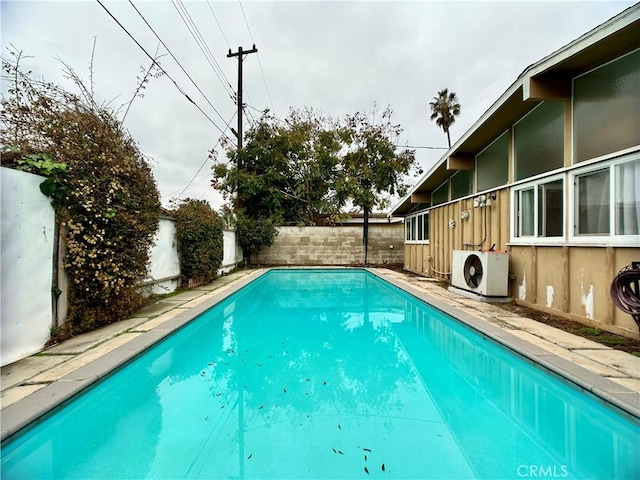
(390, 4, 640, 338)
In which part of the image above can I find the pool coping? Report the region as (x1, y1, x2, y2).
(366, 268, 640, 421)
(0, 269, 270, 442)
(2, 267, 639, 443)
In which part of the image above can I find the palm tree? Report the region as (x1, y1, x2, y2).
(429, 88, 461, 148)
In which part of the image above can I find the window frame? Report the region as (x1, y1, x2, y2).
(405, 210, 429, 244)
(568, 152, 640, 246)
(510, 174, 565, 245)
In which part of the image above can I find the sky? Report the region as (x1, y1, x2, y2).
(1, 0, 636, 212)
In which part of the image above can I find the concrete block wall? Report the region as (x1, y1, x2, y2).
(256, 224, 404, 266)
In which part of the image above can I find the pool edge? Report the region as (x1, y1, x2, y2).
(0, 269, 270, 443)
(365, 268, 640, 421)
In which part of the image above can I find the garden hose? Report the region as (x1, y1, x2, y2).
(610, 263, 640, 331)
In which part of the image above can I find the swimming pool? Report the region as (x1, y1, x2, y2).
(1, 269, 639, 478)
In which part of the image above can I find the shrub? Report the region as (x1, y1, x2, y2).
(235, 213, 278, 264)
(1, 51, 161, 335)
(172, 199, 224, 285)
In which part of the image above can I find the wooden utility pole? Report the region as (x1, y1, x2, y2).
(227, 44, 258, 153)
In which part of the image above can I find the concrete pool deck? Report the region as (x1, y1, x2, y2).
(2, 267, 639, 441)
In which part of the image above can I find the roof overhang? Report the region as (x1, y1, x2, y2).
(391, 4, 640, 217)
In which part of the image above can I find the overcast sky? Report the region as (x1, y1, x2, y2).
(1, 0, 636, 211)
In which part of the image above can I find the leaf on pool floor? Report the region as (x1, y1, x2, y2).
(381, 463, 385, 472)
(364, 466, 369, 475)
(362, 448, 372, 452)
(258, 405, 264, 409)
(338, 424, 341, 430)
(247, 453, 252, 459)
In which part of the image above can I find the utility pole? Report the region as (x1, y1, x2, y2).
(227, 44, 258, 154)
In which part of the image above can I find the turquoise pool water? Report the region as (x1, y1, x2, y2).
(1, 269, 639, 479)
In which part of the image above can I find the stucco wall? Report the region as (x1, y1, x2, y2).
(1, 167, 56, 366)
(142, 216, 181, 295)
(256, 224, 404, 266)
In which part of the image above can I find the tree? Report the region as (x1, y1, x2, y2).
(235, 212, 278, 265)
(213, 108, 342, 225)
(338, 107, 415, 264)
(429, 88, 461, 148)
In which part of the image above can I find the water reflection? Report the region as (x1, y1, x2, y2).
(398, 299, 640, 479)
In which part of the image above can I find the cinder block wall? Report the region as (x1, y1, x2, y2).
(255, 224, 404, 265)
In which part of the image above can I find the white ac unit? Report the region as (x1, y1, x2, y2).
(451, 250, 509, 297)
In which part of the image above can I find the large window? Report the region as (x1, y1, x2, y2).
(431, 180, 449, 206)
(573, 49, 640, 163)
(514, 101, 564, 181)
(450, 169, 473, 200)
(476, 131, 509, 192)
(512, 177, 564, 241)
(405, 211, 429, 243)
(571, 154, 640, 243)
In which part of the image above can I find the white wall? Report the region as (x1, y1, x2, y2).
(220, 229, 242, 274)
(1, 167, 56, 366)
(142, 217, 181, 295)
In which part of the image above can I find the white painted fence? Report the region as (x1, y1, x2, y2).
(0, 167, 241, 366)
(1, 167, 56, 366)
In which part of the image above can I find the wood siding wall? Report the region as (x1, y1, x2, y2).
(404, 188, 640, 339)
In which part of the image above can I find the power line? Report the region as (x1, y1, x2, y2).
(128, 0, 230, 129)
(172, 0, 235, 101)
(399, 145, 449, 150)
(207, 0, 231, 50)
(238, 0, 275, 114)
(95, 0, 229, 137)
(172, 111, 237, 201)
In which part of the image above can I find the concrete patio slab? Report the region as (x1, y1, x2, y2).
(1, 384, 48, 409)
(1, 355, 73, 390)
(508, 330, 628, 378)
(132, 299, 184, 317)
(44, 317, 150, 355)
(498, 316, 614, 350)
(29, 333, 142, 383)
(576, 349, 640, 379)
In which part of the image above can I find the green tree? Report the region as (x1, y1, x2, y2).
(213, 108, 342, 226)
(235, 212, 278, 265)
(429, 88, 461, 148)
(172, 199, 224, 286)
(338, 107, 415, 263)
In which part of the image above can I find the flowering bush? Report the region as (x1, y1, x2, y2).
(1, 51, 161, 335)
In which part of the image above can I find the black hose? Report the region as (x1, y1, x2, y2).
(610, 266, 640, 330)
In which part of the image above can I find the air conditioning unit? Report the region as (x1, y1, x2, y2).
(451, 250, 509, 297)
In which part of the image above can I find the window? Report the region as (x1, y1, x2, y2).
(432, 180, 449, 206)
(477, 131, 509, 192)
(616, 159, 640, 235)
(570, 154, 640, 243)
(514, 101, 564, 181)
(405, 211, 429, 242)
(450, 170, 473, 200)
(513, 177, 564, 241)
(575, 169, 610, 235)
(573, 49, 640, 163)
